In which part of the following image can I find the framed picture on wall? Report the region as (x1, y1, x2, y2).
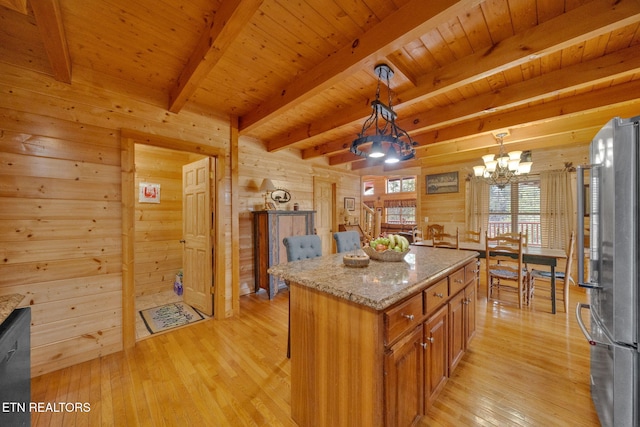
(139, 182, 161, 203)
(426, 172, 459, 194)
(344, 197, 355, 211)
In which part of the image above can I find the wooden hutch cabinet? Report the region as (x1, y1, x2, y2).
(252, 210, 315, 298)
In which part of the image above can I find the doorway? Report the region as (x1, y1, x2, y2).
(121, 130, 227, 349)
(132, 145, 212, 340)
(314, 177, 337, 255)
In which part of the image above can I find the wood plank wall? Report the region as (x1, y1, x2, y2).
(0, 116, 124, 376)
(419, 143, 590, 234)
(0, 61, 362, 375)
(0, 61, 231, 376)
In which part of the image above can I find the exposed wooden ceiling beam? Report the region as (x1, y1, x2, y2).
(352, 128, 595, 172)
(168, 0, 264, 113)
(398, 45, 640, 135)
(30, 0, 71, 83)
(317, 51, 640, 164)
(335, 81, 640, 169)
(421, 128, 596, 164)
(267, 0, 640, 152)
(414, 80, 640, 150)
(238, 0, 480, 134)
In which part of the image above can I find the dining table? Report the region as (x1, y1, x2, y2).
(413, 240, 567, 314)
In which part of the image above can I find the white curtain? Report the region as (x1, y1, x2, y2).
(540, 170, 574, 249)
(465, 179, 489, 235)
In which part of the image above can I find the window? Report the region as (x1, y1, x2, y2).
(387, 176, 415, 193)
(386, 207, 416, 224)
(363, 181, 374, 195)
(384, 199, 417, 224)
(488, 179, 541, 246)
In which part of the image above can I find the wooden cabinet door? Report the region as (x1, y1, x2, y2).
(465, 281, 477, 345)
(277, 214, 294, 265)
(448, 291, 465, 373)
(290, 214, 308, 235)
(424, 305, 448, 410)
(385, 324, 424, 427)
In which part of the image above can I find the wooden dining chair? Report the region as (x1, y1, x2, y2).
(485, 231, 527, 308)
(433, 228, 459, 249)
(426, 224, 444, 240)
(460, 227, 482, 244)
(528, 231, 576, 312)
(460, 227, 482, 283)
(282, 234, 323, 358)
(496, 230, 528, 246)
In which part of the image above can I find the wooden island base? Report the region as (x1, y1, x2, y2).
(290, 283, 384, 426)
(277, 249, 478, 427)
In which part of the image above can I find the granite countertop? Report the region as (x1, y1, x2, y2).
(268, 246, 479, 311)
(0, 293, 25, 325)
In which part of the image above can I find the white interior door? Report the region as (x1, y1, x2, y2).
(314, 178, 335, 255)
(182, 157, 213, 315)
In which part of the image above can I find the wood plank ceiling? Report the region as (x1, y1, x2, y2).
(1, 0, 639, 173)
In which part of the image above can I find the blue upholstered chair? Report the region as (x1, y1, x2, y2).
(283, 234, 323, 261)
(282, 234, 322, 358)
(333, 231, 361, 253)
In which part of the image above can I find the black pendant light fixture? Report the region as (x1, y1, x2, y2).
(350, 64, 417, 164)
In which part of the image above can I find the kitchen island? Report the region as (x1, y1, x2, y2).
(268, 245, 479, 427)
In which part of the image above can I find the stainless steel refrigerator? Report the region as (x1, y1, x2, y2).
(576, 116, 640, 427)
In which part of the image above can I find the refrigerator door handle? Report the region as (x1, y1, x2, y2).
(575, 303, 608, 347)
(576, 303, 639, 351)
(576, 165, 601, 290)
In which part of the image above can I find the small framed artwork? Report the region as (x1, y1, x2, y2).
(344, 197, 355, 211)
(426, 172, 459, 194)
(139, 182, 161, 203)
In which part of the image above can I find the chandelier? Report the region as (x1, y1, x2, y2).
(473, 132, 533, 188)
(350, 64, 416, 164)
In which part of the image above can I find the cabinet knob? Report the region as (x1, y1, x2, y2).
(434, 292, 444, 298)
(421, 342, 427, 349)
(401, 313, 414, 321)
(428, 337, 434, 344)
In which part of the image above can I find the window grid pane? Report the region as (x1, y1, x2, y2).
(386, 207, 416, 224)
(487, 180, 541, 246)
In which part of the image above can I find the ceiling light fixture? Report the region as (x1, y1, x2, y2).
(350, 64, 416, 164)
(473, 132, 533, 189)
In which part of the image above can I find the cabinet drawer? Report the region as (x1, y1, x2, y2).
(465, 260, 479, 284)
(384, 293, 423, 346)
(449, 268, 466, 295)
(424, 278, 449, 315)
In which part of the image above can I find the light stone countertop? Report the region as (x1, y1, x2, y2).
(0, 293, 25, 325)
(268, 245, 479, 311)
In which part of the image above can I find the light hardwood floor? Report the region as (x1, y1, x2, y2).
(31, 284, 600, 426)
